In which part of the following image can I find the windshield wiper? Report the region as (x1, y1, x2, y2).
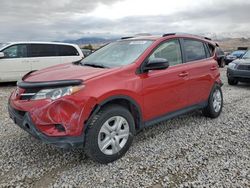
(81, 62, 109, 68)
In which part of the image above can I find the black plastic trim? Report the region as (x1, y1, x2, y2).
(162, 33, 176, 37)
(17, 79, 83, 89)
(84, 95, 144, 133)
(8, 104, 84, 148)
(143, 102, 207, 128)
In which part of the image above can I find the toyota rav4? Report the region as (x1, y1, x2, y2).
(8, 33, 223, 163)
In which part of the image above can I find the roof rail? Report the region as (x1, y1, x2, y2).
(163, 32, 213, 41)
(120, 36, 134, 40)
(162, 33, 176, 37)
(121, 33, 152, 40)
(134, 33, 152, 37)
(204, 37, 212, 41)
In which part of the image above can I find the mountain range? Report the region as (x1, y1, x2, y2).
(60, 32, 250, 46)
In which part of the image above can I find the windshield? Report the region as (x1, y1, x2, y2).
(231, 50, 245, 58)
(0, 43, 9, 50)
(81, 40, 153, 68)
(242, 50, 250, 59)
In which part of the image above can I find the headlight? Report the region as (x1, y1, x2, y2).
(32, 85, 84, 100)
(228, 63, 237, 69)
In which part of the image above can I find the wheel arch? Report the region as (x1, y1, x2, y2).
(84, 95, 143, 133)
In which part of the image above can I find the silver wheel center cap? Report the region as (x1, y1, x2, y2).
(111, 132, 116, 138)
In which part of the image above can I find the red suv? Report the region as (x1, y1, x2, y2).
(8, 33, 223, 163)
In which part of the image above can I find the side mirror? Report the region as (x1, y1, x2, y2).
(143, 58, 169, 72)
(0, 52, 4, 58)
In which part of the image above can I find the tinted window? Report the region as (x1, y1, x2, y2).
(183, 39, 207, 62)
(216, 47, 224, 56)
(57, 45, 79, 56)
(148, 39, 182, 66)
(28, 44, 57, 57)
(2, 44, 27, 58)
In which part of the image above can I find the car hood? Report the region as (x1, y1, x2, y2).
(232, 59, 250, 65)
(24, 63, 115, 82)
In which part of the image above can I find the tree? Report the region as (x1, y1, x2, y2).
(82, 44, 93, 50)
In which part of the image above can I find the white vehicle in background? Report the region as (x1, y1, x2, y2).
(0, 42, 84, 82)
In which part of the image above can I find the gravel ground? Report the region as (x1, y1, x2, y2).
(0, 68, 249, 187)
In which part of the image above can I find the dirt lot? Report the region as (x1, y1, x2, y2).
(0, 68, 249, 187)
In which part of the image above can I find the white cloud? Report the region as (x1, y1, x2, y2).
(0, 0, 250, 42)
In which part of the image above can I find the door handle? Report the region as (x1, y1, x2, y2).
(210, 66, 217, 71)
(178, 72, 189, 77)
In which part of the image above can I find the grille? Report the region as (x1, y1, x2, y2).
(10, 106, 26, 117)
(237, 64, 250, 71)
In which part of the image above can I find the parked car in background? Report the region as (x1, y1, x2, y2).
(215, 47, 226, 68)
(0, 42, 83, 82)
(227, 50, 250, 85)
(224, 50, 246, 65)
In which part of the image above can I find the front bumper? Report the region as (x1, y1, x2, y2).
(227, 67, 250, 82)
(8, 104, 84, 149)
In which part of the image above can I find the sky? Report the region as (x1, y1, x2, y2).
(0, 0, 250, 42)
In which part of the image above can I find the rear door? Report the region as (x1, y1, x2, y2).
(0, 44, 30, 81)
(142, 39, 190, 121)
(181, 38, 218, 106)
(28, 44, 62, 70)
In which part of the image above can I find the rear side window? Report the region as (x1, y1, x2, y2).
(183, 39, 207, 62)
(28, 44, 57, 57)
(2, 44, 27, 58)
(57, 45, 79, 56)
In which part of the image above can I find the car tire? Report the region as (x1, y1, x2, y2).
(202, 84, 223, 118)
(228, 78, 238, 85)
(84, 104, 135, 164)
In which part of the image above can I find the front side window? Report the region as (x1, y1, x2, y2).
(81, 40, 153, 68)
(183, 39, 207, 62)
(2, 45, 27, 58)
(148, 39, 182, 66)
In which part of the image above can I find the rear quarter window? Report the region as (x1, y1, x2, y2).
(57, 45, 79, 56)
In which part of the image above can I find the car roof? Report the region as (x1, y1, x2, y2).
(3, 41, 78, 46)
(0, 41, 80, 51)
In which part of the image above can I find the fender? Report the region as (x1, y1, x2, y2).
(83, 95, 143, 134)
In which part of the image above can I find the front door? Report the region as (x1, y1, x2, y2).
(141, 39, 189, 121)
